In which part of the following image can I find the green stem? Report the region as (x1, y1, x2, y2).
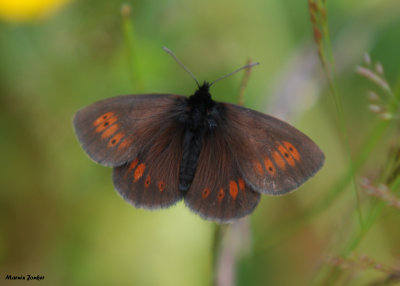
(317, 0, 364, 231)
(212, 224, 229, 286)
(121, 3, 142, 91)
(315, 175, 400, 285)
(344, 175, 400, 256)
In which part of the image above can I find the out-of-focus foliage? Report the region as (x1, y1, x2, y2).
(1, 0, 400, 285)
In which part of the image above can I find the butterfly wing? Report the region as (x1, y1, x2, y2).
(112, 119, 185, 209)
(73, 94, 186, 167)
(222, 103, 324, 195)
(184, 125, 261, 223)
(74, 93, 188, 209)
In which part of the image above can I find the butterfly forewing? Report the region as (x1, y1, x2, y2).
(73, 94, 185, 167)
(223, 103, 324, 195)
(184, 126, 261, 223)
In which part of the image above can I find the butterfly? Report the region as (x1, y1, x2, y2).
(73, 48, 324, 223)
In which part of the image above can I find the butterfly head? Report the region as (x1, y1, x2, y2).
(189, 81, 214, 106)
(195, 81, 211, 95)
(184, 81, 218, 130)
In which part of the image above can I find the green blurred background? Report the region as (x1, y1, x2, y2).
(1, 0, 400, 285)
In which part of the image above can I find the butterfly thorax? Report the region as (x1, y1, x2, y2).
(179, 82, 218, 192)
(186, 82, 216, 129)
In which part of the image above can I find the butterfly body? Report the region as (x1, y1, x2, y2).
(74, 83, 324, 223)
(179, 82, 221, 192)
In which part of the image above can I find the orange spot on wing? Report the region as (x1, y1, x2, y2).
(283, 141, 301, 161)
(278, 144, 295, 166)
(158, 181, 165, 192)
(254, 161, 264, 175)
(202, 188, 211, 199)
(229, 181, 238, 200)
(118, 137, 133, 150)
(264, 156, 276, 176)
(238, 178, 245, 191)
(93, 112, 114, 126)
(144, 175, 151, 188)
(272, 151, 286, 170)
(101, 124, 119, 139)
(108, 132, 124, 147)
(128, 158, 139, 172)
(218, 188, 225, 202)
(134, 163, 145, 182)
(95, 116, 117, 133)
(125, 158, 139, 178)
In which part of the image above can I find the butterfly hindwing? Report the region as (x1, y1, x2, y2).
(222, 103, 325, 195)
(73, 94, 186, 167)
(184, 125, 261, 223)
(112, 109, 185, 209)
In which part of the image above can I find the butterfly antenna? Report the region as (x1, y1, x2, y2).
(163, 46, 200, 87)
(210, 62, 259, 86)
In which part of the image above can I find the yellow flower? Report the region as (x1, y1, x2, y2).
(0, 0, 71, 22)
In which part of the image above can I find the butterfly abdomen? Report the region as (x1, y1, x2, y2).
(179, 129, 203, 191)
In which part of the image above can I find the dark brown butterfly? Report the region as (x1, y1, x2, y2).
(73, 49, 324, 223)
